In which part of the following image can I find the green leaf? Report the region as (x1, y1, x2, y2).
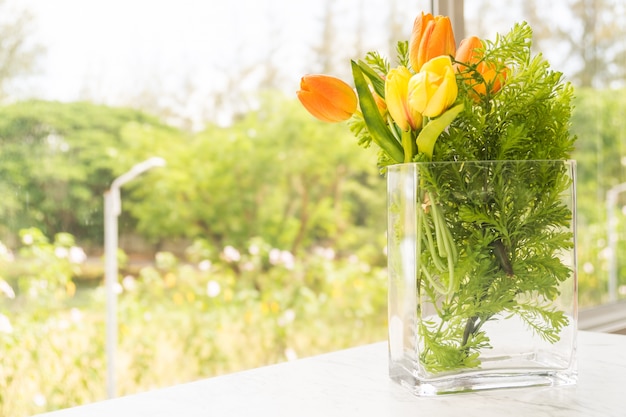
(351, 60, 404, 163)
(356, 60, 385, 99)
(416, 103, 464, 159)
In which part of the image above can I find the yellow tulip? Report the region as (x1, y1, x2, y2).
(408, 56, 458, 118)
(384, 66, 422, 131)
(409, 12, 456, 72)
(297, 74, 357, 123)
(455, 36, 507, 97)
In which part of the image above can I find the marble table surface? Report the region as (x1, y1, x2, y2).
(37, 331, 626, 417)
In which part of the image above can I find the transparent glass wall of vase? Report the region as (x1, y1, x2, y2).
(387, 160, 577, 396)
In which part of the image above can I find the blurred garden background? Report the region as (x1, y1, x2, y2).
(0, 0, 625, 415)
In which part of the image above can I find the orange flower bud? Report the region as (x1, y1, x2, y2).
(409, 12, 456, 72)
(455, 36, 483, 67)
(371, 86, 387, 118)
(455, 36, 508, 97)
(297, 74, 357, 123)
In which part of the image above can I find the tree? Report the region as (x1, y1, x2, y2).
(0, 100, 184, 244)
(129, 94, 387, 256)
(521, 0, 626, 87)
(0, 0, 44, 99)
(464, 0, 626, 88)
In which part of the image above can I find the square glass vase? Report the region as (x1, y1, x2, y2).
(387, 160, 578, 395)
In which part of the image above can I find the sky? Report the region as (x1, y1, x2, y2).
(17, 0, 314, 100)
(13, 0, 431, 126)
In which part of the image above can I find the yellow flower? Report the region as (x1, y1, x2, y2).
(409, 12, 456, 72)
(297, 74, 357, 123)
(66, 281, 76, 297)
(385, 66, 422, 131)
(164, 272, 176, 288)
(172, 292, 184, 305)
(408, 56, 458, 118)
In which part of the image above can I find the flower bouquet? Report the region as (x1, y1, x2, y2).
(298, 12, 577, 394)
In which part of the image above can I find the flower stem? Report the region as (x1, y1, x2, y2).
(462, 316, 478, 348)
(401, 130, 416, 163)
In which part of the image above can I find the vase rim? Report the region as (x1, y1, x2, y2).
(388, 159, 576, 168)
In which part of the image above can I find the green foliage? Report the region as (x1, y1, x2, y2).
(0, 100, 183, 244)
(0, 227, 100, 415)
(439, 22, 575, 162)
(405, 160, 576, 372)
(388, 23, 579, 372)
(129, 94, 386, 255)
(571, 88, 626, 303)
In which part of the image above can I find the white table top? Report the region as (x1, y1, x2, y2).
(37, 331, 626, 417)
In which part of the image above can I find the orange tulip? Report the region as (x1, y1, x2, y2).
(455, 36, 483, 67)
(297, 74, 357, 123)
(455, 36, 507, 97)
(409, 12, 456, 72)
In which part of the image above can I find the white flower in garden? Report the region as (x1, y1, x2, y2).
(269, 248, 281, 265)
(22, 233, 33, 245)
(241, 261, 255, 271)
(284, 309, 296, 322)
(69, 246, 87, 263)
(284, 347, 298, 361)
(122, 275, 137, 291)
(278, 309, 296, 327)
(55, 247, 69, 259)
(0, 314, 14, 334)
(198, 260, 212, 271)
(280, 250, 295, 270)
(314, 247, 335, 261)
(33, 393, 47, 407)
(206, 280, 221, 298)
(248, 244, 260, 255)
(0, 279, 15, 299)
(222, 246, 241, 262)
(58, 319, 70, 330)
(114, 282, 123, 295)
(583, 262, 594, 275)
(0, 242, 13, 261)
(269, 249, 295, 269)
(70, 308, 83, 323)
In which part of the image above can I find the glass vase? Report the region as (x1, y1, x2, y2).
(387, 160, 577, 395)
